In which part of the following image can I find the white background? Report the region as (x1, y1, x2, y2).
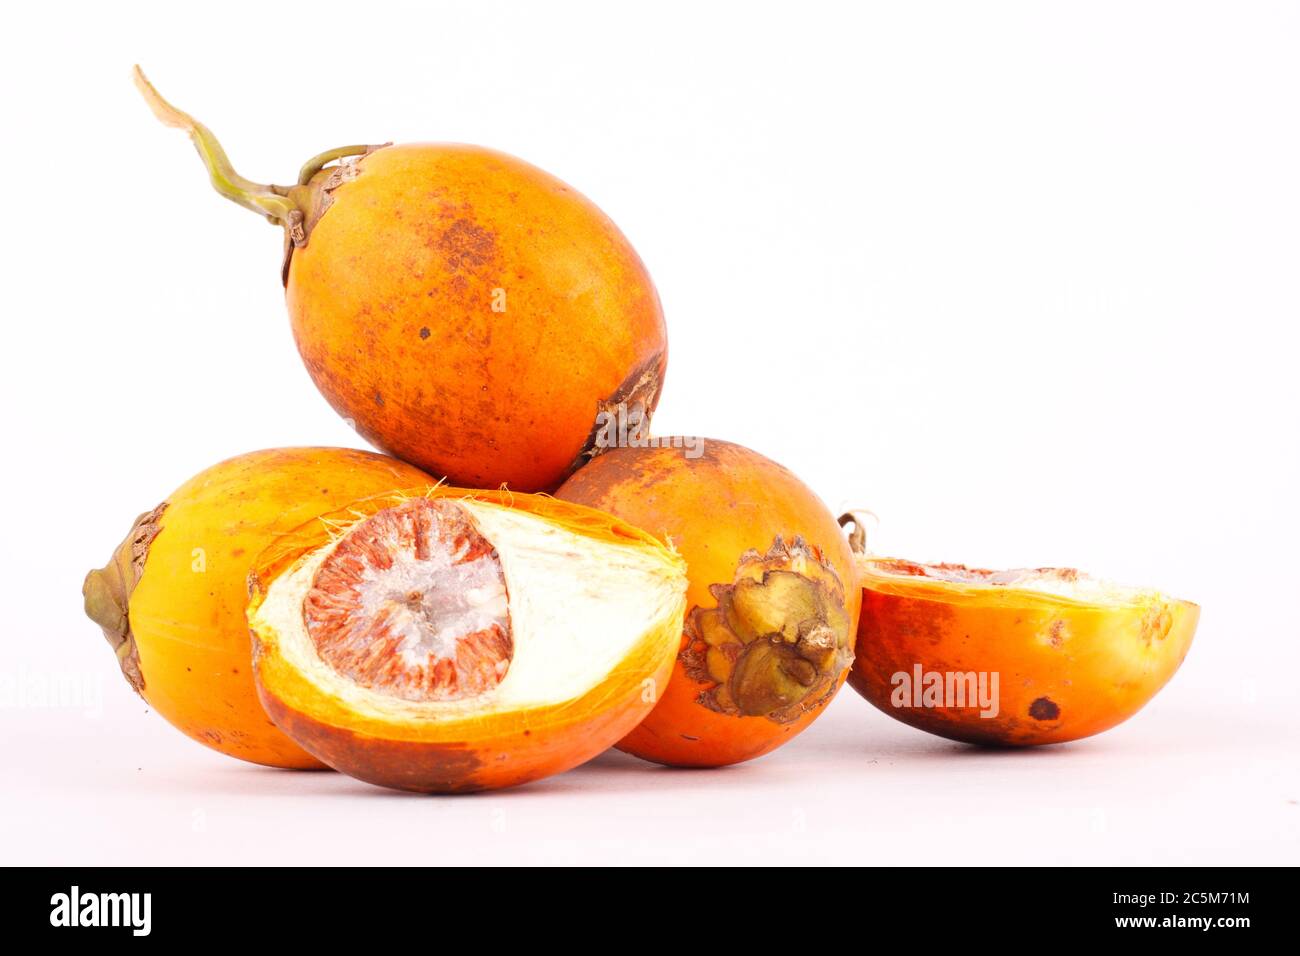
(2, 1, 1297, 865)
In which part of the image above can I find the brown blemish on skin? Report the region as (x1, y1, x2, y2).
(419, 327, 430, 339)
(436, 219, 496, 273)
(555, 441, 781, 530)
(1049, 620, 1065, 648)
(1029, 697, 1060, 721)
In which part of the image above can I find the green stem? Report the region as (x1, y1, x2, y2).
(132, 65, 300, 227)
(298, 145, 374, 185)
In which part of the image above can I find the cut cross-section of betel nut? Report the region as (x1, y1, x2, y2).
(247, 489, 688, 793)
(844, 546, 1199, 747)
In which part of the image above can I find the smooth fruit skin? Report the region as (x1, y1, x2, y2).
(556, 440, 861, 767)
(286, 144, 667, 492)
(257, 682, 674, 793)
(84, 447, 433, 769)
(848, 562, 1199, 746)
(248, 490, 686, 792)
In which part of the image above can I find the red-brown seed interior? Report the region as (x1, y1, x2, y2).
(303, 498, 513, 702)
(872, 558, 1082, 587)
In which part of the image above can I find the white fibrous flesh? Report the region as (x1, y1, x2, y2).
(868, 558, 1166, 607)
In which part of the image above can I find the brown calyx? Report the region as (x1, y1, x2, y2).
(303, 497, 513, 703)
(278, 144, 390, 285)
(83, 503, 168, 694)
(567, 351, 666, 479)
(681, 536, 853, 723)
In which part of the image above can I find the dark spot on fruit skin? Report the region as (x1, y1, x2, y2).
(1029, 697, 1061, 721)
(435, 219, 496, 273)
(1049, 620, 1065, 647)
(419, 327, 430, 339)
(374, 392, 385, 407)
